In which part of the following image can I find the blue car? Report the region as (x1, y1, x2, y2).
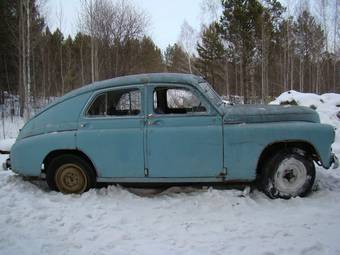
(7, 73, 338, 198)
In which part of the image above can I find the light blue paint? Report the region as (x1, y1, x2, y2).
(10, 73, 335, 183)
(77, 85, 145, 178)
(11, 131, 77, 176)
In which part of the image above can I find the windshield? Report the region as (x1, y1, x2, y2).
(198, 82, 223, 106)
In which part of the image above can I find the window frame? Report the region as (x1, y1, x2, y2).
(150, 84, 213, 117)
(83, 85, 144, 119)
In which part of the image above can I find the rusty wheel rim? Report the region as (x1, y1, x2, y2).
(55, 163, 87, 194)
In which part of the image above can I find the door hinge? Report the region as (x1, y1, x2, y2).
(144, 168, 149, 177)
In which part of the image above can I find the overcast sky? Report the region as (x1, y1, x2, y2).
(46, 0, 213, 51)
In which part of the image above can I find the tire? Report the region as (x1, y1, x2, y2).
(260, 148, 315, 199)
(46, 154, 96, 194)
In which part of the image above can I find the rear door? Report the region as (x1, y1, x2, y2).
(145, 84, 224, 178)
(77, 85, 145, 178)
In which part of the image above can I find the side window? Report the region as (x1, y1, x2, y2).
(87, 94, 106, 116)
(107, 89, 141, 116)
(154, 87, 207, 114)
(87, 88, 141, 117)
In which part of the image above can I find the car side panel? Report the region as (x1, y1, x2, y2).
(76, 85, 146, 178)
(10, 131, 77, 176)
(146, 115, 224, 178)
(76, 117, 145, 178)
(223, 121, 334, 180)
(10, 93, 92, 176)
(145, 83, 224, 178)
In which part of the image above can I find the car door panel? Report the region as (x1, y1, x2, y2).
(76, 85, 145, 178)
(145, 84, 224, 178)
(147, 115, 223, 177)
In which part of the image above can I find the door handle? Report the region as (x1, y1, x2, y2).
(80, 123, 89, 128)
(148, 120, 162, 126)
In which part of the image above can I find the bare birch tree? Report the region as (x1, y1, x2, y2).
(179, 21, 196, 74)
(18, 0, 31, 119)
(25, 0, 31, 119)
(57, 1, 64, 94)
(200, 0, 221, 26)
(333, 0, 339, 91)
(79, 0, 148, 80)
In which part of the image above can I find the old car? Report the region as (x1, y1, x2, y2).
(6, 73, 338, 198)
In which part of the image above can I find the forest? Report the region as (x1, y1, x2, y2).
(0, 0, 339, 118)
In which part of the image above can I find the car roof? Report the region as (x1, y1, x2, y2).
(65, 73, 204, 99)
(34, 73, 205, 117)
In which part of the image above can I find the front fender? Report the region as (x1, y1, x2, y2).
(10, 131, 77, 176)
(223, 122, 335, 180)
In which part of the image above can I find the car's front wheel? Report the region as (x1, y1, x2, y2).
(260, 148, 315, 199)
(46, 154, 96, 194)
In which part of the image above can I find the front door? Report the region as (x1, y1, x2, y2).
(77, 85, 145, 178)
(146, 84, 223, 178)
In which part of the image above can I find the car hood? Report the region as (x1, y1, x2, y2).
(222, 104, 320, 124)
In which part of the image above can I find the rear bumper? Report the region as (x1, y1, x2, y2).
(2, 158, 11, 170)
(331, 153, 339, 169)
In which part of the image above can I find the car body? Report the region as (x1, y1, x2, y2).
(8, 73, 337, 197)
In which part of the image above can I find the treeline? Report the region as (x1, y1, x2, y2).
(0, 0, 339, 118)
(0, 0, 166, 117)
(23, 30, 164, 97)
(194, 0, 340, 102)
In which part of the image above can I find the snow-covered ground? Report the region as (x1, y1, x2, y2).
(0, 117, 25, 141)
(1, 91, 340, 255)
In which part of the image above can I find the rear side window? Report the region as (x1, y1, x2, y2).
(87, 88, 141, 117)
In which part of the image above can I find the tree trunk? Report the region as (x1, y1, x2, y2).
(261, 23, 265, 101)
(225, 61, 229, 96)
(240, 56, 244, 99)
(90, 0, 95, 83)
(20, 0, 26, 117)
(290, 54, 293, 90)
(235, 62, 238, 96)
(187, 55, 192, 74)
(60, 42, 64, 95)
(333, 0, 338, 92)
(80, 38, 85, 85)
(41, 46, 46, 100)
(94, 40, 99, 80)
(25, 0, 31, 119)
(299, 57, 303, 92)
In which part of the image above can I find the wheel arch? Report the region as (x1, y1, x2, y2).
(256, 140, 320, 178)
(42, 149, 98, 177)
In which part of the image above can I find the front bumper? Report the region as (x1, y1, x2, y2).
(2, 158, 11, 171)
(331, 153, 339, 169)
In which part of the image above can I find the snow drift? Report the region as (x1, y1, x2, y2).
(270, 90, 340, 155)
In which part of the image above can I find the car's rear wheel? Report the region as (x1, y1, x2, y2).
(260, 148, 315, 199)
(46, 154, 96, 194)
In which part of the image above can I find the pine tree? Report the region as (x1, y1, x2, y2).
(138, 36, 164, 73)
(218, 0, 263, 100)
(164, 44, 190, 73)
(196, 23, 225, 93)
(0, 0, 18, 94)
(294, 10, 325, 93)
